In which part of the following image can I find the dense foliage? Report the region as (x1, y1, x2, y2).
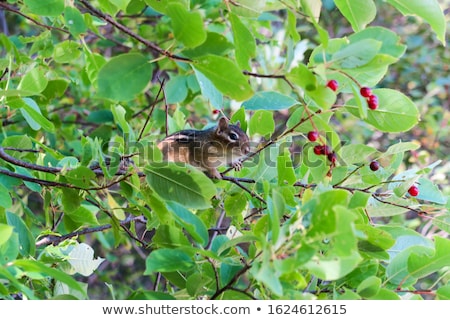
(0, 0, 449, 300)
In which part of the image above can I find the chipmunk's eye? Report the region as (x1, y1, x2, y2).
(229, 132, 239, 141)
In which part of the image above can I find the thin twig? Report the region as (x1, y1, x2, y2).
(210, 263, 252, 300)
(138, 79, 165, 141)
(243, 71, 294, 88)
(225, 176, 266, 204)
(207, 209, 227, 250)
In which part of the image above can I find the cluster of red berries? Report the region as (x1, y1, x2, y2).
(326, 79, 379, 110)
(360, 87, 378, 110)
(308, 131, 336, 163)
(314, 145, 336, 163)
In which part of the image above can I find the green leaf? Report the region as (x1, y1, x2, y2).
(110, 0, 131, 11)
(307, 190, 350, 236)
(356, 276, 381, 298)
(303, 251, 362, 281)
(230, 13, 256, 70)
(287, 64, 317, 91)
(165, 75, 188, 104)
(66, 243, 105, 276)
(287, 64, 336, 109)
(277, 151, 296, 185)
(348, 27, 406, 58)
(193, 55, 253, 101)
(144, 0, 187, 14)
(86, 110, 114, 123)
(145, 163, 216, 209)
(384, 141, 420, 156)
(0, 224, 13, 246)
(0, 233, 19, 264)
(65, 166, 96, 189)
(61, 188, 82, 213)
(334, 0, 376, 32)
(24, 0, 64, 16)
(366, 195, 412, 217)
(230, 0, 266, 18)
(166, 3, 206, 48)
(415, 178, 446, 204)
(182, 32, 234, 58)
(252, 255, 283, 296)
(84, 49, 106, 84)
(437, 285, 450, 300)
(300, 0, 329, 46)
(243, 91, 298, 110)
(432, 214, 450, 233)
(287, 10, 300, 42)
(6, 211, 35, 257)
(382, 227, 434, 285)
(13, 259, 86, 295)
(66, 205, 99, 226)
(193, 68, 223, 108)
(357, 225, 395, 251)
(340, 144, 377, 164)
(144, 248, 194, 274)
(224, 192, 247, 217)
(346, 89, 419, 132)
(53, 41, 81, 63)
(332, 39, 382, 68)
(304, 205, 361, 280)
(40, 79, 69, 102)
(64, 6, 87, 37)
(167, 202, 209, 247)
(18, 68, 48, 94)
(268, 189, 284, 244)
(98, 53, 153, 101)
(370, 288, 400, 300)
(386, 0, 446, 45)
(408, 236, 450, 279)
(217, 235, 260, 256)
(249, 110, 274, 136)
(14, 98, 55, 132)
(0, 184, 12, 209)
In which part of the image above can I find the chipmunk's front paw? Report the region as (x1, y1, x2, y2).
(231, 160, 243, 171)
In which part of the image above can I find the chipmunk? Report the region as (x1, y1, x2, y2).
(157, 117, 250, 179)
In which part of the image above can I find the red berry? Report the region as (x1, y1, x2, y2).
(369, 160, 380, 171)
(327, 152, 337, 163)
(326, 80, 338, 92)
(408, 185, 419, 197)
(323, 145, 332, 155)
(307, 131, 319, 142)
(360, 87, 372, 98)
(367, 94, 378, 110)
(313, 145, 324, 155)
(212, 109, 220, 114)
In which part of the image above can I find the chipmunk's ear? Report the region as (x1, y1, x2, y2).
(235, 120, 241, 127)
(217, 117, 229, 133)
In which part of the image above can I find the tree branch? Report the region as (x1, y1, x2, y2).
(36, 215, 146, 247)
(77, 0, 191, 62)
(0, 2, 69, 34)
